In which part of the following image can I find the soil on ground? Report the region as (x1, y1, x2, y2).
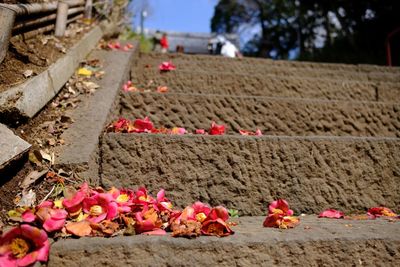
(0, 24, 104, 225)
(0, 23, 91, 93)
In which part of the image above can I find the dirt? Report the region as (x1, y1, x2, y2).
(0, 38, 103, 224)
(0, 23, 90, 93)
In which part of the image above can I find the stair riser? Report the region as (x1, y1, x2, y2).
(131, 70, 385, 101)
(135, 58, 400, 83)
(142, 53, 400, 75)
(118, 93, 400, 137)
(49, 239, 400, 266)
(101, 134, 400, 215)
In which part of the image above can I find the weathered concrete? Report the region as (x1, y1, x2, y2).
(136, 54, 400, 83)
(132, 69, 400, 103)
(56, 43, 138, 184)
(118, 93, 400, 137)
(102, 134, 400, 215)
(0, 26, 103, 125)
(0, 123, 30, 170)
(49, 216, 400, 266)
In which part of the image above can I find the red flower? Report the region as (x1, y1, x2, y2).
(133, 117, 154, 133)
(155, 189, 173, 212)
(367, 207, 397, 219)
(108, 41, 121, 50)
(209, 122, 225, 135)
(318, 209, 344, 219)
(239, 129, 262, 136)
(82, 193, 118, 224)
(170, 127, 186, 135)
(201, 206, 233, 237)
(159, 61, 176, 71)
(263, 199, 299, 229)
(134, 207, 162, 234)
(268, 199, 294, 216)
(122, 81, 138, 92)
(23, 201, 68, 233)
(195, 129, 206, 135)
(109, 187, 135, 213)
(0, 225, 50, 267)
(156, 86, 168, 93)
(263, 213, 300, 229)
(62, 182, 90, 218)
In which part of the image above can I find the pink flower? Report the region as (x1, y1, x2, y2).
(108, 41, 121, 50)
(155, 189, 173, 212)
(192, 202, 211, 221)
(159, 61, 176, 71)
(263, 199, 299, 229)
(23, 201, 68, 233)
(268, 199, 294, 216)
(122, 43, 134, 51)
(170, 127, 186, 135)
(318, 209, 344, 219)
(134, 207, 162, 234)
(209, 122, 225, 135)
(367, 207, 397, 219)
(133, 117, 154, 133)
(0, 225, 50, 267)
(109, 187, 135, 213)
(195, 129, 206, 135)
(122, 81, 138, 92)
(82, 193, 118, 223)
(62, 182, 89, 217)
(156, 86, 168, 93)
(239, 129, 263, 136)
(134, 187, 155, 206)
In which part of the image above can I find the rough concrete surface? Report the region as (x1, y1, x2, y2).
(132, 70, 379, 101)
(0, 27, 103, 124)
(143, 52, 400, 75)
(136, 54, 400, 83)
(102, 134, 400, 215)
(49, 216, 400, 266)
(118, 93, 400, 137)
(0, 123, 31, 169)
(133, 68, 400, 103)
(56, 43, 138, 183)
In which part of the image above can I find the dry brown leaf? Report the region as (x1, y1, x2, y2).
(20, 169, 48, 190)
(65, 221, 92, 237)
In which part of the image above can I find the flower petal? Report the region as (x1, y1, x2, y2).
(318, 209, 344, 219)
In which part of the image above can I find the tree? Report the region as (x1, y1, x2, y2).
(211, 0, 400, 65)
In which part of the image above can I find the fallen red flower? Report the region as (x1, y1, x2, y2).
(239, 129, 262, 136)
(0, 225, 50, 267)
(159, 61, 176, 71)
(318, 209, 345, 219)
(133, 117, 154, 133)
(156, 86, 168, 93)
(367, 207, 397, 219)
(268, 199, 294, 216)
(122, 81, 138, 92)
(209, 122, 225, 135)
(107, 41, 121, 50)
(263, 213, 300, 229)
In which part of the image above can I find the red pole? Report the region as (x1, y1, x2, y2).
(386, 39, 392, 66)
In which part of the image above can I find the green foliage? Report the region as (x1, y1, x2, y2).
(211, 0, 400, 65)
(228, 209, 239, 218)
(119, 27, 152, 53)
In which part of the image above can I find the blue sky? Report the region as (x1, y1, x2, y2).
(137, 0, 217, 33)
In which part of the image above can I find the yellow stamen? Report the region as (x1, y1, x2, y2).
(116, 194, 129, 203)
(10, 238, 30, 259)
(90, 205, 103, 216)
(195, 213, 207, 223)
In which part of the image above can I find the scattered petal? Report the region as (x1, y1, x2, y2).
(318, 209, 345, 219)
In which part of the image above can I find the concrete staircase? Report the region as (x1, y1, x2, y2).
(50, 53, 400, 266)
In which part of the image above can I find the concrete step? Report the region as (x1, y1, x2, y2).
(101, 134, 400, 215)
(135, 54, 400, 83)
(55, 42, 138, 183)
(49, 215, 400, 266)
(132, 69, 400, 103)
(143, 52, 400, 75)
(118, 93, 400, 138)
(0, 123, 31, 170)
